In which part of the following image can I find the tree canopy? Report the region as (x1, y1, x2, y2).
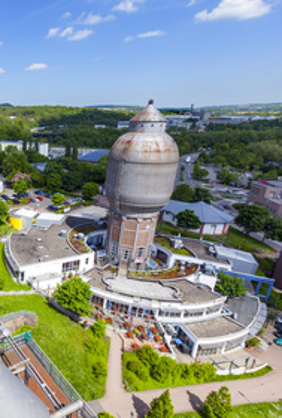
(51, 193, 65, 206)
(54, 277, 92, 316)
(145, 390, 174, 418)
(215, 272, 246, 298)
(13, 178, 28, 195)
(235, 204, 271, 234)
(82, 182, 99, 201)
(203, 386, 232, 418)
(0, 201, 9, 224)
(172, 184, 212, 204)
(176, 209, 202, 230)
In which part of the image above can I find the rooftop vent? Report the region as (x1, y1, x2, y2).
(36, 238, 42, 242)
(60, 230, 67, 237)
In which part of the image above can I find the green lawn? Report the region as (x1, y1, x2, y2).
(0, 242, 30, 291)
(0, 294, 108, 400)
(156, 222, 220, 243)
(175, 401, 282, 417)
(220, 227, 273, 254)
(154, 236, 194, 256)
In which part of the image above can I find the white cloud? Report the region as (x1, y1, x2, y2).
(80, 13, 115, 25)
(138, 30, 165, 38)
(124, 29, 165, 41)
(0, 42, 3, 46)
(62, 11, 71, 19)
(46, 27, 60, 38)
(67, 29, 94, 41)
(113, 0, 144, 13)
(0, 68, 5, 75)
(25, 63, 48, 71)
(60, 26, 74, 37)
(195, 0, 272, 22)
(187, 0, 196, 7)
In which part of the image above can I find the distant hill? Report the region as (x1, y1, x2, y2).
(0, 103, 13, 107)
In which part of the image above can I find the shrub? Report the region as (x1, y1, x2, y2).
(84, 334, 106, 357)
(246, 337, 260, 347)
(145, 390, 174, 418)
(151, 356, 176, 383)
(98, 413, 115, 418)
(92, 360, 107, 379)
(127, 360, 149, 382)
(54, 277, 92, 316)
(137, 345, 160, 367)
(91, 319, 106, 339)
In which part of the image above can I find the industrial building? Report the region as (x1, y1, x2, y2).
(105, 99, 179, 272)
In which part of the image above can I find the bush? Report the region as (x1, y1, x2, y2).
(151, 357, 176, 383)
(98, 413, 115, 418)
(54, 277, 92, 316)
(127, 360, 149, 382)
(137, 345, 160, 367)
(92, 359, 107, 379)
(91, 319, 106, 339)
(146, 390, 174, 418)
(246, 337, 260, 347)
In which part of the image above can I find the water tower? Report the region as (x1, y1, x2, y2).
(105, 99, 179, 272)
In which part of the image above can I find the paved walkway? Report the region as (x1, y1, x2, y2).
(89, 332, 282, 418)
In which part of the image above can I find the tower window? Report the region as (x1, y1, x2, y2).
(137, 247, 145, 258)
(122, 248, 131, 260)
(111, 241, 118, 256)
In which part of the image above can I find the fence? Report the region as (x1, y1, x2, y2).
(11, 334, 97, 418)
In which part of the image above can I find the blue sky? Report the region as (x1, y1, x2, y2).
(0, 0, 281, 107)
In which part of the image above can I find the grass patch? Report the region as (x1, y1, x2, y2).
(221, 227, 273, 254)
(0, 294, 108, 400)
(156, 222, 220, 243)
(154, 236, 194, 256)
(0, 243, 30, 291)
(0, 223, 18, 236)
(175, 400, 282, 417)
(254, 257, 275, 277)
(259, 283, 282, 310)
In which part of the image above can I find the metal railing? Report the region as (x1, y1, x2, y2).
(11, 334, 97, 418)
(0, 310, 37, 323)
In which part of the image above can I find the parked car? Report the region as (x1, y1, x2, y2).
(30, 198, 37, 203)
(35, 190, 45, 195)
(274, 331, 282, 338)
(37, 196, 44, 202)
(45, 193, 54, 198)
(12, 199, 20, 205)
(1, 194, 9, 200)
(275, 338, 282, 346)
(276, 316, 282, 324)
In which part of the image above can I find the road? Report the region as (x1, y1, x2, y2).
(89, 331, 282, 418)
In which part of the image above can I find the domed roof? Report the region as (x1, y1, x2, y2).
(130, 99, 166, 123)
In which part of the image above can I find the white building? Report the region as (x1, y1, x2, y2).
(0, 140, 48, 157)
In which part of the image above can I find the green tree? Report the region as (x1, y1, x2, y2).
(71, 144, 78, 160)
(194, 186, 212, 204)
(202, 386, 231, 418)
(46, 172, 62, 193)
(192, 161, 209, 180)
(51, 193, 65, 206)
(215, 272, 246, 297)
(13, 178, 28, 195)
(263, 217, 282, 241)
(0, 201, 9, 224)
(217, 168, 238, 186)
(176, 209, 202, 230)
(82, 182, 99, 200)
(54, 277, 92, 316)
(65, 141, 71, 158)
(235, 204, 271, 234)
(171, 184, 195, 203)
(145, 390, 174, 418)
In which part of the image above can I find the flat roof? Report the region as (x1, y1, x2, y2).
(36, 213, 65, 221)
(86, 270, 219, 304)
(227, 295, 259, 328)
(214, 245, 257, 263)
(78, 149, 109, 162)
(10, 216, 94, 266)
(180, 238, 230, 265)
(12, 209, 38, 219)
(186, 316, 244, 338)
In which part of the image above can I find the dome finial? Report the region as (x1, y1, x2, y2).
(148, 98, 154, 105)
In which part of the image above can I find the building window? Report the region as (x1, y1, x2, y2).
(122, 248, 131, 260)
(137, 247, 145, 258)
(85, 258, 89, 265)
(111, 241, 118, 256)
(62, 260, 80, 273)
